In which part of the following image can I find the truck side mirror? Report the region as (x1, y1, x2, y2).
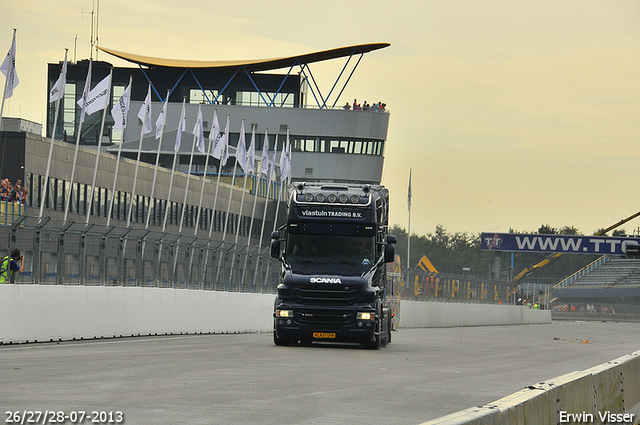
(387, 235, 397, 244)
(271, 239, 281, 259)
(271, 240, 280, 258)
(271, 231, 283, 259)
(384, 243, 395, 263)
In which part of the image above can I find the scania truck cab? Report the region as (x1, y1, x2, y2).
(270, 182, 397, 349)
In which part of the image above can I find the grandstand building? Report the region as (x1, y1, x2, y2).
(552, 255, 640, 314)
(1, 43, 391, 244)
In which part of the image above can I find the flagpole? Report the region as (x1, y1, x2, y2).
(208, 113, 229, 238)
(253, 132, 275, 288)
(240, 126, 260, 286)
(64, 59, 93, 223)
(234, 123, 252, 247)
(39, 48, 68, 219)
(86, 68, 112, 223)
(271, 154, 284, 234)
(258, 133, 276, 249)
(145, 89, 170, 229)
(194, 109, 217, 236)
(112, 79, 146, 228)
(204, 113, 231, 288)
(178, 104, 201, 233)
(0, 29, 17, 132)
(104, 76, 133, 226)
(407, 168, 412, 270)
(222, 119, 243, 244)
(246, 127, 264, 248)
(162, 97, 186, 232)
(264, 150, 285, 288)
(208, 162, 224, 238)
(216, 119, 242, 286)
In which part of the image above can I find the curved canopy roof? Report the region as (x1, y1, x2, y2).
(98, 43, 390, 71)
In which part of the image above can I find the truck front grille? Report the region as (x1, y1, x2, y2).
(294, 308, 357, 330)
(293, 284, 358, 306)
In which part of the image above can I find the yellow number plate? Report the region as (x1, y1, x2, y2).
(313, 332, 336, 339)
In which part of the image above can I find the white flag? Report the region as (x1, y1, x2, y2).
(138, 84, 152, 134)
(236, 120, 247, 171)
(278, 135, 286, 173)
(259, 130, 269, 177)
(0, 30, 19, 99)
(220, 115, 230, 167)
(193, 105, 205, 153)
(155, 95, 168, 140)
(49, 52, 67, 103)
(246, 125, 256, 174)
(285, 137, 292, 181)
(78, 61, 93, 123)
(111, 80, 131, 132)
(174, 100, 186, 151)
(210, 110, 223, 159)
(270, 134, 278, 180)
(280, 136, 291, 183)
(78, 72, 110, 117)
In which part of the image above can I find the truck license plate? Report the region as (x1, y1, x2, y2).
(313, 332, 336, 339)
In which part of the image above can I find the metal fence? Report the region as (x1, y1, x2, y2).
(2, 212, 533, 304)
(398, 268, 525, 306)
(0, 215, 280, 293)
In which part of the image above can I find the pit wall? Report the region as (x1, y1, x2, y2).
(0, 285, 548, 344)
(398, 300, 550, 328)
(420, 349, 640, 425)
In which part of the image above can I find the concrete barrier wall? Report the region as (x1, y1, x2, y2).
(420, 350, 640, 425)
(398, 300, 551, 328)
(1, 285, 549, 344)
(0, 285, 275, 343)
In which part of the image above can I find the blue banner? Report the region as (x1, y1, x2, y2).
(480, 232, 640, 255)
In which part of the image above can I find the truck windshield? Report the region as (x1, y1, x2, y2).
(286, 234, 376, 266)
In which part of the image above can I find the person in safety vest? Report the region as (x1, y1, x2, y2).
(0, 249, 24, 284)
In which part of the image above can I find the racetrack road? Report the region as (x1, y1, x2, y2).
(1, 320, 639, 425)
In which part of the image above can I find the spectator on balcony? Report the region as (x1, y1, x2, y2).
(1, 179, 10, 201)
(15, 185, 24, 204)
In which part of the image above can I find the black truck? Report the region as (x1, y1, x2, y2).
(270, 182, 397, 349)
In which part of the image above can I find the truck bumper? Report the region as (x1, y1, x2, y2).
(274, 319, 376, 344)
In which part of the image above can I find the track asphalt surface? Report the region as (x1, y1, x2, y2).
(2, 320, 639, 425)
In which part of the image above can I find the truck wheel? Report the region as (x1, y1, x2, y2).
(273, 331, 290, 346)
(363, 319, 382, 349)
(386, 314, 392, 345)
(363, 333, 381, 350)
(380, 311, 391, 347)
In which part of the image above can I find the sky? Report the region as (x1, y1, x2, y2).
(1, 0, 640, 237)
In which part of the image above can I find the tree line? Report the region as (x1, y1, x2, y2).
(389, 224, 624, 284)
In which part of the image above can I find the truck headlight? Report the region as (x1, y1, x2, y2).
(276, 309, 294, 318)
(357, 312, 375, 320)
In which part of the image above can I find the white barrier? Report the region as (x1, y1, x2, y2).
(398, 300, 551, 328)
(1, 285, 549, 344)
(0, 285, 274, 343)
(420, 350, 640, 425)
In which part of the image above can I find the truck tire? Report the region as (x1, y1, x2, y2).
(273, 331, 290, 346)
(363, 317, 382, 349)
(385, 314, 392, 345)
